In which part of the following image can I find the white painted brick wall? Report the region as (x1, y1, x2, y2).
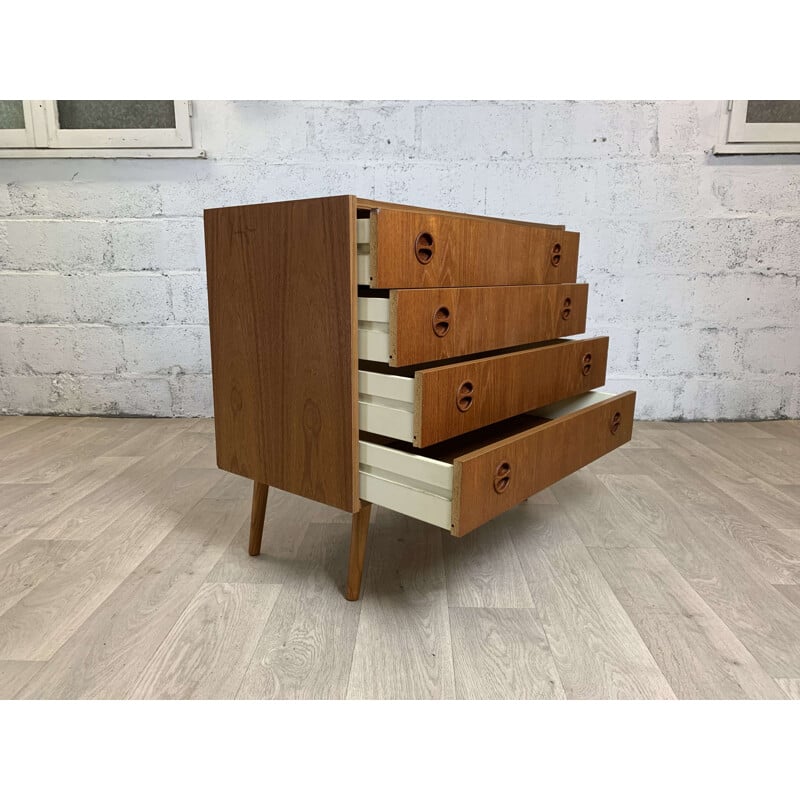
(1, 100, 798, 419)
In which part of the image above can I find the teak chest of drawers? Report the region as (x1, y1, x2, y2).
(204, 195, 635, 600)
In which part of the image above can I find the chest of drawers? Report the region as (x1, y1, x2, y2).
(204, 195, 635, 600)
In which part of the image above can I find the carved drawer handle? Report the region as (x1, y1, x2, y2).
(456, 381, 474, 412)
(415, 232, 435, 265)
(561, 296, 572, 321)
(551, 242, 562, 267)
(610, 411, 622, 435)
(493, 461, 511, 494)
(432, 306, 451, 337)
(582, 352, 593, 376)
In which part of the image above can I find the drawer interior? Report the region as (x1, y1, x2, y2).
(359, 390, 620, 531)
(357, 218, 371, 285)
(357, 296, 390, 363)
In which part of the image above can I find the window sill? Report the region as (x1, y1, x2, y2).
(0, 147, 207, 159)
(713, 142, 800, 155)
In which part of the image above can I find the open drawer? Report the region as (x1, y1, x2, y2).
(359, 336, 609, 447)
(358, 283, 588, 366)
(356, 209, 579, 288)
(359, 390, 635, 536)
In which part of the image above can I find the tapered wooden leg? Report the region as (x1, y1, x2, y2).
(345, 502, 372, 601)
(248, 481, 269, 556)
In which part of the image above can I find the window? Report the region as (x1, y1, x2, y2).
(715, 100, 800, 154)
(0, 100, 204, 158)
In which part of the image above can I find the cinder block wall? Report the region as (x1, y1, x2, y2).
(1, 101, 798, 419)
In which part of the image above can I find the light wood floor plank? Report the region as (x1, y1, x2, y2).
(0, 538, 87, 617)
(17, 480, 248, 698)
(509, 504, 675, 699)
(589, 546, 784, 699)
(0, 660, 45, 699)
(680, 422, 800, 485)
(0, 416, 49, 442)
(626, 447, 800, 585)
(0, 467, 223, 661)
(598, 473, 800, 678)
(347, 509, 455, 700)
(238, 522, 363, 700)
(442, 516, 534, 608)
(0, 457, 140, 537)
(450, 607, 565, 699)
(1, 416, 798, 699)
(551, 470, 654, 549)
(34, 428, 211, 540)
(775, 678, 800, 699)
(207, 488, 343, 584)
(130, 582, 280, 699)
(650, 427, 800, 530)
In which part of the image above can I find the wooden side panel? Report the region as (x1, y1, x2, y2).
(451, 392, 636, 536)
(390, 284, 589, 366)
(414, 337, 609, 447)
(204, 195, 359, 512)
(372, 207, 579, 288)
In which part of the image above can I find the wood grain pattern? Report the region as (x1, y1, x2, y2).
(552, 469, 654, 548)
(356, 197, 564, 229)
(248, 481, 268, 556)
(510, 505, 676, 699)
(449, 608, 565, 699)
(452, 391, 635, 536)
(650, 426, 800, 530)
(237, 522, 362, 699)
(0, 467, 223, 662)
(597, 473, 800, 678)
(347, 510, 455, 699)
(589, 546, 784, 699)
(626, 446, 800, 585)
(389, 283, 589, 366)
(368, 206, 578, 288)
(1, 417, 799, 700)
(18, 480, 248, 698)
(442, 517, 534, 608)
(413, 337, 609, 447)
(0, 660, 44, 699)
(345, 502, 372, 601)
(129, 582, 280, 699)
(776, 678, 800, 699)
(205, 195, 360, 512)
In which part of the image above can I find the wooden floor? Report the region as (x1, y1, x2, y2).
(1, 415, 799, 700)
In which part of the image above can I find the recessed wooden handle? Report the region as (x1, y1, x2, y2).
(551, 242, 562, 267)
(432, 306, 450, 337)
(415, 232, 435, 265)
(582, 352, 593, 376)
(456, 380, 474, 412)
(610, 411, 622, 435)
(561, 296, 572, 321)
(493, 461, 511, 494)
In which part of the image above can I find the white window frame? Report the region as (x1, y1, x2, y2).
(715, 100, 800, 155)
(0, 100, 205, 158)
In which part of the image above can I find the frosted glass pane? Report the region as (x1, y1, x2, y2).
(746, 101, 800, 124)
(0, 100, 25, 129)
(56, 101, 176, 129)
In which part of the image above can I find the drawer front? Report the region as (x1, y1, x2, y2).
(390, 284, 588, 366)
(452, 391, 635, 536)
(369, 207, 579, 288)
(414, 337, 609, 447)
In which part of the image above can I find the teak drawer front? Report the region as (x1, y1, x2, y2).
(359, 391, 636, 536)
(358, 337, 609, 447)
(415, 336, 609, 446)
(364, 208, 579, 288)
(390, 283, 588, 366)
